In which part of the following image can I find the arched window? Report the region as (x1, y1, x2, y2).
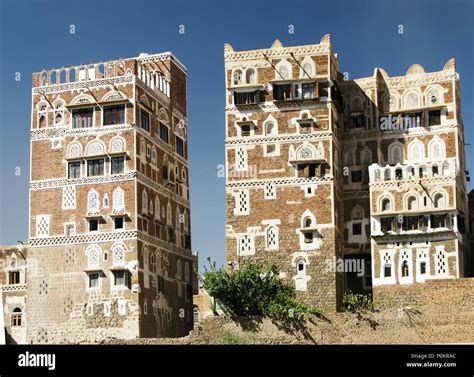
(177, 260, 182, 280)
(384, 169, 391, 181)
(154, 196, 161, 220)
(167, 202, 172, 225)
(401, 260, 409, 277)
(163, 155, 169, 181)
(266, 225, 278, 250)
(381, 198, 391, 212)
(151, 146, 157, 164)
(296, 259, 306, 275)
(112, 187, 125, 212)
(275, 60, 292, 80)
(304, 217, 312, 228)
(404, 90, 421, 108)
(429, 138, 445, 161)
(388, 142, 403, 164)
(360, 149, 371, 167)
(87, 190, 99, 212)
(233, 70, 243, 85)
(111, 243, 125, 265)
(426, 87, 442, 105)
(408, 140, 424, 162)
(11, 308, 22, 327)
(142, 190, 148, 214)
(265, 121, 277, 136)
(85, 244, 102, 268)
(246, 69, 255, 84)
(407, 195, 417, 210)
(54, 101, 65, 125)
(433, 193, 445, 208)
(185, 262, 190, 282)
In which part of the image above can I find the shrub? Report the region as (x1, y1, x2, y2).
(201, 258, 322, 319)
(342, 292, 376, 312)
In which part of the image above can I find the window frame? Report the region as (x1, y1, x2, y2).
(110, 156, 125, 175)
(86, 158, 105, 177)
(68, 160, 82, 179)
(103, 104, 125, 126)
(72, 107, 94, 129)
(140, 108, 150, 132)
(176, 136, 184, 157)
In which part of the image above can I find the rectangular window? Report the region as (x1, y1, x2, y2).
(103, 105, 125, 125)
(11, 312, 22, 327)
(140, 109, 150, 132)
(234, 91, 257, 105)
(304, 232, 313, 243)
(159, 122, 169, 143)
(351, 114, 365, 128)
(89, 219, 99, 232)
(428, 110, 441, 127)
(352, 223, 362, 235)
(384, 265, 392, 277)
(114, 217, 124, 230)
(111, 156, 125, 175)
(65, 223, 75, 236)
(68, 161, 81, 179)
(381, 217, 393, 232)
(420, 261, 426, 275)
(8, 271, 20, 285)
(87, 159, 105, 177)
(72, 108, 94, 128)
(176, 137, 184, 157)
(113, 270, 131, 288)
(351, 170, 362, 183)
(302, 83, 315, 99)
(300, 123, 312, 134)
(88, 273, 99, 289)
(241, 125, 251, 136)
(157, 275, 165, 293)
(273, 84, 291, 101)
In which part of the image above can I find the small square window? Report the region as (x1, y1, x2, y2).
(114, 217, 124, 230)
(113, 270, 131, 289)
(241, 125, 250, 136)
(384, 265, 391, 277)
(351, 170, 362, 183)
(89, 273, 99, 289)
(304, 232, 313, 243)
(89, 219, 99, 232)
(352, 223, 362, 235)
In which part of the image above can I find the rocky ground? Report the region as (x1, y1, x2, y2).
(102, 303, 474, 345)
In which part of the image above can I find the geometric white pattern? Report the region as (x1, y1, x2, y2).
(238, 234, 254, 256)
(234, 189, 249, 215)
(36, 215, 50, 237)
(236, 147, 247, 171)
(435, 249, 448, 276)
(264, 183, 276, 199)
(111, 242, 125, 266)
(266, 226, 278, 250)
(62, 186, 76, 209)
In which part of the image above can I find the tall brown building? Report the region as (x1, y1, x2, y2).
(224, 35, 470, 311)
(26, 52, 197, 343)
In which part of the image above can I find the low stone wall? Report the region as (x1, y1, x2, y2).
(373, 278, 474, 309)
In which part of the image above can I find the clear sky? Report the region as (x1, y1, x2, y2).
(0, 0, 473, 269)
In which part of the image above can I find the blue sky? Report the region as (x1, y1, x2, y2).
(0, 0, 473, 269)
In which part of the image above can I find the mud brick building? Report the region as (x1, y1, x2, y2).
(26, 52, 197, 343)
(224, 35, 470, 311)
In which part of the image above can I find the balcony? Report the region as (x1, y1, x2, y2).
(372, 213, 455, 237)
(368, 158, 456, 183)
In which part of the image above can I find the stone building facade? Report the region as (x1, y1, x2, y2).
(224, 35, 470, 311)
(26, 52, 198, 343)
(0, 246, 28, 344)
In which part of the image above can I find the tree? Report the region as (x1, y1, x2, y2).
(201, 258, 321, 319)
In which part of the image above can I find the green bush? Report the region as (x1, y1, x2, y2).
(201, 258, 322, 319)
(342, 292, 376, 312)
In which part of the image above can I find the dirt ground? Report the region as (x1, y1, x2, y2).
(102, 303, 474, 345)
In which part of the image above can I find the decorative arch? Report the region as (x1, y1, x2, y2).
(428, 136, 445, 161)
(407, 139, 425, 162)
(351, 204, 364, 220)
(101, 90, 125, 102)
(388, 140, 404, 165)
(139, 94, 151, 108)
(154, 196, 161, 220)
(379, 194, 394, 212)
(424, 85, 444, 106)
(245, 68, 256, 84)
(403, 89, 422, 109)
(87, 189, 99, 212)
(85, 244, 102, 268)
(67, 141, 82, 159)
(112, 187, 125, 212)
(232, 69, 243, 85)
(275, 59, 292, 80)
(142, 189, 148, 214)
(111, 242, 126, 265)
(71, 94, 95, 106)
(301, 209, 316, 229)
(405, 193, 419, 211)
(295, 142, 324, 161)
(299, 56, 315, 78)
(360, 147, 372, 167)
(109, 136, 126, 154)
(158, 108, 169, 124)
(167, 202, 172, 226)
(85, 139, 106, 157)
